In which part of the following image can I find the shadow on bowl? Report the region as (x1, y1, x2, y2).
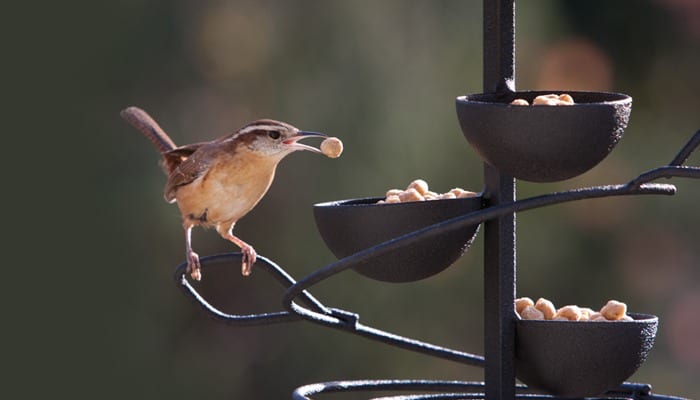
(515, 312, 658, 398)
(313, 195, 483, 283)
(456, 91, 632, 182)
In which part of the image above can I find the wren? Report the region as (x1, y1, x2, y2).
(121, 106, 327, 280)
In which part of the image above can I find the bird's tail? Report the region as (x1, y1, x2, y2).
(120, 106, 177, 153)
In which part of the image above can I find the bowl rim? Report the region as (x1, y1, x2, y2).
(456, 90, 632, 106)
(314, 193, 485, 209)
(515, 312, 658, 325)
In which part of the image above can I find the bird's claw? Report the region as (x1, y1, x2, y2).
(240, 245, 257, 276)
(186, 251, 202, 281)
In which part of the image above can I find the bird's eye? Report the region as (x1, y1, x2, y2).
(268, 131, 281, 140)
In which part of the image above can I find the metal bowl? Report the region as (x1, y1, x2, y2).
(313, 195, 483, 282)
(515, 313, 658, 397)
(455, 91, 632, 182)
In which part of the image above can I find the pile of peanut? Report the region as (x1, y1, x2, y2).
(511, 93, 574, 106)
(516, 297, 633, 321)
(377, 179, 478, 204)
(321, 137, 343, 158)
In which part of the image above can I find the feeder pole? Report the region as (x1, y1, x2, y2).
(482, 1, 516, 400)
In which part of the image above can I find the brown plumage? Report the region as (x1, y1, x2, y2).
(121, 107, 326, 280)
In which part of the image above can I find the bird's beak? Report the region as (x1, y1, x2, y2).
(283, 130, 327, 153)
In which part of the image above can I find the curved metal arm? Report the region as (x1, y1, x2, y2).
(174, 253, 486, 366)
(626, 166, 700, 189)
(669, 129, 700, 167)
(627, 129, 700, 188)
(174, 253, 329, 326)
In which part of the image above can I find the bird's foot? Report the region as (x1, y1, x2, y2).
(240, 245, 257, 277)
(186, 251, 202, 281)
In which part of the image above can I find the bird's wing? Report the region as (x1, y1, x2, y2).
(160, 142, 208, 175)
(163, 145, 217, 203)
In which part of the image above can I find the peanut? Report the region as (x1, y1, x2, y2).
(510, 98, 529, 106)
(399, 188, 424, 202)
(600, 300, 627, 321)
(515, 297, 535, 314)
(532, 93, 575, 106)
(320, 137, 343, 158)
(558, 93, 574, 104)
(533, 94, 560, 106)
(448, 188, 466, 197)
(385, 195, 401, 204)
(423, 191, 439, 200)
(407, 179, 429, 195)
(579, 307, 596, 321)
(520, 305, 545, 320)
(449, 188, 475, 198)
(535, 298, 557, 320)
(556, 305, 583, 321)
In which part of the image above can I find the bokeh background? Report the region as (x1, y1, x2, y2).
(7, 0, 700, 398)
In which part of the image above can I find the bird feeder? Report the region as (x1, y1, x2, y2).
(174, 0, 700, 398)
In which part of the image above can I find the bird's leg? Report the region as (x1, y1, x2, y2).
(217, 223, 257, 276)
(184, 223, 202, 281)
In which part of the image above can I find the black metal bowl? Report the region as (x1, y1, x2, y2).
(455, 91, 632, 182)
(313, 195, 483, 282)
(515, 313, 658, 398)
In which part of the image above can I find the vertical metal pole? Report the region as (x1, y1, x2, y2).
(482, 1, 516, 400)
(483, 0, 516, 94)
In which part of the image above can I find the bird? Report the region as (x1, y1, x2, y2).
(121, 106, 327, 281)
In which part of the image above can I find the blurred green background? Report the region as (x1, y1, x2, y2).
(7, 0, 700, 398)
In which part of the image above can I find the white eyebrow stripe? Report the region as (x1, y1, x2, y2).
(238, 124, 285, 135)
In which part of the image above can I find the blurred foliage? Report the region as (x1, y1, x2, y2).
(6, 0, 700, 398)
